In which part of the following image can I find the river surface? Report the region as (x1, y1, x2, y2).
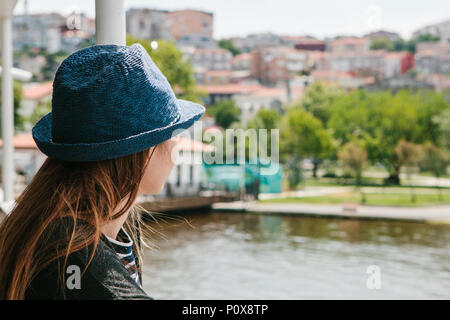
(142, 211, 450, 299)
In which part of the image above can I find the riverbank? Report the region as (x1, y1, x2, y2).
(212, 201, 450, 224)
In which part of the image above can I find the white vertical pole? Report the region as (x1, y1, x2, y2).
(95, 0, 126, 46)
(1, 12, 15, 202)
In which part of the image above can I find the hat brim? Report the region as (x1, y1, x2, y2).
(32, 99, 205, 162)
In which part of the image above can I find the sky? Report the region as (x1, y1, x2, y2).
(13, 0, 450, 40)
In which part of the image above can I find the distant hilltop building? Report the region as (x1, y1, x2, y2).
(230, 33, 285, 53)
(329, 37, 371, 55)
(126, 8, 171, 40)
(13, 13, 66, 53)
(415, 42, 450, 75)
(413, 19, 450, 42)
(281, 36, 326, 51)
(126, 8, 213, 41)
(166, 9, 213, 40)
(181, 47, 232, 72)
(364, 30, 401, 42)
(13, 12, 95, 53)
(251, 46, 310, 85)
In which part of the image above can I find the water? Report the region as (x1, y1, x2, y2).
(142, 211, 450, 299)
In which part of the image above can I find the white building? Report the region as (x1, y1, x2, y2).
(158, 137, 215, 197)
(13, 13, 65, 53)
(187, 48, 233, 71)
(413, 20, 450, 42)
(126, 8, 171, 40)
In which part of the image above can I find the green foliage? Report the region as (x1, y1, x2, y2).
(284, 154, 303, 189)
(246, 108, 280, 161)
(282, 108, 333, 160)
(247, 108, 280, 131)
(338, 141, 367, 185)
(301, 81, 343, 124)
(218, 39, 241, 56)
(394, 139, 421, 169)
(420, 142, 448, 179)
(327, 89, 449, 182)
(433, 109, 450, 151)
(206, 99, 241, 129)
(414, 34, 441, 42)
(370, 34, 440, 53)
(370, 38, 394, 51)
(281, 107, 334, 180)
(126, 35, 205, 102)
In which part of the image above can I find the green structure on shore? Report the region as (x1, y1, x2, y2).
(202, 161, 282, 194)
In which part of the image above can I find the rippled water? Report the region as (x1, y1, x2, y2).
(142, 211, 450, 299)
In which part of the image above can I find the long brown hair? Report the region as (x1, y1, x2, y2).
(0, 146, 156, 299)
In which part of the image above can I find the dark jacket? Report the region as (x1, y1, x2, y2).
(25, 218, 153, 300)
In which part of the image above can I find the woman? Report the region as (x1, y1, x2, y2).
(0, 43, 205, 299)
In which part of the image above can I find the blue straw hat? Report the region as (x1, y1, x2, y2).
(32, 43, 205, 162)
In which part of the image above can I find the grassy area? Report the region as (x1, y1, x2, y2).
(418, 171, 450, 179)
(302, 177, 450, 189)
(260, 191, 450, 207)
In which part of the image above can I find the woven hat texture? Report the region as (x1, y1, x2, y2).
(32, 44, 205, 161)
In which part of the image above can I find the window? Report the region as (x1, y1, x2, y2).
(189, 165, 194, 185)
(176, 165, 181, 187)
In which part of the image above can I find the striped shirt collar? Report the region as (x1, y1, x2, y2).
(104, 228, 142, 288)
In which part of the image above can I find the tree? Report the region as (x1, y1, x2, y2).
(247, 108, 280, 131)
(284, 154, 303, 190)
(328, 89, 449, 184)
(420, 142, 449, 200)
(338, 141, 367, 186)
(126, 35, 205, 102)
(370, 34, 440, 53)
(394, 140, 420, 174)
(282, 108, 333, 179)
(394, 140, 421, 201)
(246, 108, 280, 164)
(301, 81, 342, 124)
(370, 38, 394, 51)
(218, 39, 241, 56)
(433, 109, 450, 151)
(206, 99, 241, 129)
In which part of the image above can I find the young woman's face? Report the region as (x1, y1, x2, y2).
(138, 137, 179, 195)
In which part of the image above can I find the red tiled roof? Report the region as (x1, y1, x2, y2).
(332, 37, 369, 45)
(177, 136, 215, 152)
(198, 83, 264, 95)
(384, 52, 410, 59)
(282, 36, 325, 45)
(204, 70, 231, 77)
(61, 30, 90, 39)
(251, 87, 283, 97)
(232, 53, 253, 62)
(22, 82, 53, 100)
(312, 70, 352, 79)
(0, 132, 38, 149)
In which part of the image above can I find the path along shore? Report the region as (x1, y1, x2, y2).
(212, 201, 450, 224)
